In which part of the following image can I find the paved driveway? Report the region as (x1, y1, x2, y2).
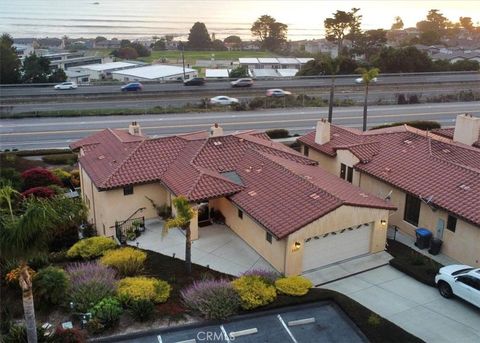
(130, 219, 277, 276)
(323, 265, 480, 343)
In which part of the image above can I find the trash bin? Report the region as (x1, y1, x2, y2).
(415, 228, 432, 249)
(429, 238, 443, 255)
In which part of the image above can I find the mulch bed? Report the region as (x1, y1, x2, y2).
(387, 239, 443, 287)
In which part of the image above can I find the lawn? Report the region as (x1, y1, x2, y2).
(140, 50, 280, 64)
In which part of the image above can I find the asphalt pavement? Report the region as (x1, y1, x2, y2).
(1, 102, 478, 150)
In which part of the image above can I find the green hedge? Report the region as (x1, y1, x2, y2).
(371, 121, 441, 131)
(41, 153, 78, 165)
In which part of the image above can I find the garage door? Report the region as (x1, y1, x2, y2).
(302, 224, 372, 272)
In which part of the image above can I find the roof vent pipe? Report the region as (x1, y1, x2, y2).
(128, 121, 142, 136)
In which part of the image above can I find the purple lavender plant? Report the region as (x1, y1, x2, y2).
(240, 269, 280, 285)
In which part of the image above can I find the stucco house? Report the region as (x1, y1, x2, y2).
(298, 114, 480, 267)
(71, 123, 395, 276)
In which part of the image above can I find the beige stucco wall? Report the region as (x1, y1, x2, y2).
(79, 166, 168, 237)
(209, 197, 287, 273)
(284, 205, 390, 275)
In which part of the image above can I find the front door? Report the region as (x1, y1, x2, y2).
(436, 218, 445, 239)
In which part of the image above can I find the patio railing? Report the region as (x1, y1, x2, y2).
(115, 215, 145, 245)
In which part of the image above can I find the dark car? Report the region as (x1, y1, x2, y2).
(121, 82, 143, 91)
(230, 78, 254, 87)
(184, 77, 205, 86)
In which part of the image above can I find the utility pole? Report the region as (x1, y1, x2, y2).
(328, 75, 335, 123)
(181, 42, 186, 80)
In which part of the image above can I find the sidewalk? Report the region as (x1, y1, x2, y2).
(387, 227, 459, 266)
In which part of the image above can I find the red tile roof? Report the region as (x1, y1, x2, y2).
(432, 127, 480, 148)
(72, 127, 394, 238)
(299, 124, 480, 227)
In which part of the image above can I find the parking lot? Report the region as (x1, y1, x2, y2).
(116, 302, 367, 343)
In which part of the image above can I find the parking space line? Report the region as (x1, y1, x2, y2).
(220, 325, 231, 342)
(229, 328, 258, 338)
(277, 314, 298, 343)
(288, 317, 316, 326)
(174, 340, 196, 343)
(157, 335, 162, 343)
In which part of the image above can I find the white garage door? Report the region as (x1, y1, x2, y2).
(302, 224, 372, 272)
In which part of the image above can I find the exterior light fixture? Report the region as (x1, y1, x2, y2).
(293, 241, 301, 251)
(380, 220, 387, 226)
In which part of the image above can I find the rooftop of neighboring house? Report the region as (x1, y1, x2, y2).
(298, 115, 480, 227)
(71, 124, 394, 239)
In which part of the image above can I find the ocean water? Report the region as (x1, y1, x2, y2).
(1, 0, 478, 40)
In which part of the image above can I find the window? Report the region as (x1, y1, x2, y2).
(238, 209, 243, 219)
(447, 215, 457, 232)
(404, 194, 421, 226)
(266, 232, 273, 244)
(123, 185, 134, 196)
(347, 166, 353, 183)
(303, 145, 309, 157)
(457, 276, 480, 290)
(340, 163, 346, 179)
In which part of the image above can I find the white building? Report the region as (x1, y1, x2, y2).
(111, 64, 197, 82)
(69, 61, 143, 80)
(239, 57, 313, 70)
(205, 69, 230, 78)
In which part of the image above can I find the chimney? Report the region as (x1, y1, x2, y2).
(315, 118, 331, 145)
(209, 123, 224, 137)
(453, 114, 480, 146)
(128, 121, 142, 136)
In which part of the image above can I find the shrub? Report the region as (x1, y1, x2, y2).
(0, 167, 22, 190)
(371, 120, 441, 131)
(49, 224, 79, 252)
(21, 167, 62, 190)
(181, 279, 241, 320)
(90, 297, 123, 328)
(66, 262, 117, 312)
(240, 269, 280, 285)
(231, 275, 277, 310)
(21, 186, 56, 199)
(127, 299, 155, 322)
(66, 236, 116, 259)
(117, 276, 171, 304)
(100, 247, 147, 277)
(33, 266, 69, 306)
(42, 153, 77, 165)
(274, 276, 312, 296)
(367, 313, 382, 326)
(1, 325, 49, 343)
(70, 170, 80, 188)
(266, 129, 290, 139)
(50, 327, 87, 343)
(52, 168, 72, 187)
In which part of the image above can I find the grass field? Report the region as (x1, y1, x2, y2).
(140, 50, 280, 64)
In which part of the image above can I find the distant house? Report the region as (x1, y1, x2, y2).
(304, 39, 339, 57)
(69, 61, 145, 80)
(71, 123, 394, 275)
(42, 51, 109, 70)
(238, 57, 313, 71)
(298, 115, 480, 267)
(431, 52, 480, 63)
(65, 69, 91, 84)
(111, 64, 197, 82)
(94, 39, 121, 49)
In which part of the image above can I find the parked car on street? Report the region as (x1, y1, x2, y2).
(435, 264, 480, 308)
(53, 82, 77, 90)
(121, 82, 143, 91)
(209, 96, 239, 105)
(231, 78, 254, 87)
(355, 77, 378, 84)
(266, 89, 292, 97)
(184, 77, 205, 86)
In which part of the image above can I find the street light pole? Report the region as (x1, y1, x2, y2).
(181, 42, 186, 80)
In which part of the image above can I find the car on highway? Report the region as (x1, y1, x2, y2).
(231, 78, 254, 87)
(121, 82, 143, 92)
(266, 88, 292, 97)
(209, 96, 239, 105)
(355, 77, 378, 84)
(53, 82, 78, 90)
(184, 77, 205, 86)
(435, 264, 480, 308)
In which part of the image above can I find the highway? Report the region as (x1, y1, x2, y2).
(1, 102, 478, 150)
(1, 72, 479, 98)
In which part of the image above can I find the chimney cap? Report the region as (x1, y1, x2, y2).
(214, 123, 219, 128)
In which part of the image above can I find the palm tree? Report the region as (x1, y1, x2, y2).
(164, 196, 196, 274)
(327, 59, 341, 123)
(0, 189, 58, 343)
(356, 67, 380, 131)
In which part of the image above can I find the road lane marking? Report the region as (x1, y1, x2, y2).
(0, 110, 472, 136)
(277, 314, 298, 343)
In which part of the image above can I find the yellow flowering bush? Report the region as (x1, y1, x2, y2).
(67, 236, 116, 259)
(231, 275, 276, 310)
(100, 247, 147, 277)
(117, 277, 171, 304)
(275, 276, 313, 296)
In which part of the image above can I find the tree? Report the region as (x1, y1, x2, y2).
(416, 9, 452, 43)
(48, 68, 66, 83)
(120, 39, 132, 48)
(352, 29, 387, 61)
(324, 8, 362, 54)
(164, 196, 196, 274)
(151, 38, 166, 51)
(187, 22, 212, 50)
(251, 15, 288, 51)
(111, 47, 139, 59)
(0, 33, 21, 84)
(356, 67, 380, 131)
(224, 35, 242, 44)
(21, 54, 52, 83)
(211, 39, 227, 51)
(373, 46, 432, 73)
(129, 42, 150, 57)
(0, 190, 58, 343)
(95, 36, 107, 43)
(459, 17, 474, 32)
(391, 16, 404, 30)
(229, 66, 248, 78)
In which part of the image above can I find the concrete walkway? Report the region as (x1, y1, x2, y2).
(129, 218, 277, 276)
(323, 265, 480, 343)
